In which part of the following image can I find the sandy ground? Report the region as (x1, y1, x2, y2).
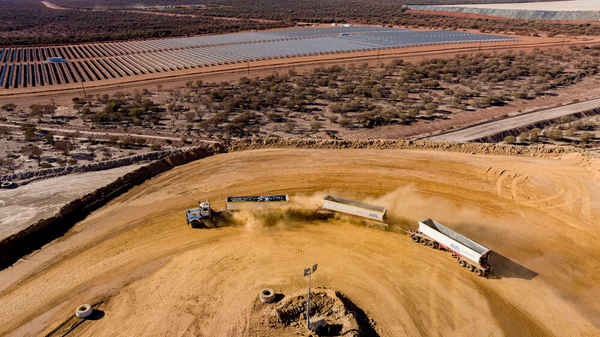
(407, 8, 600, 25)
(441, 1, 600, 11)
(0, 148, 599, 336)
(0, 164, 141, 240)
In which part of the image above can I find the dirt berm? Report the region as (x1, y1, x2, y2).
(227, 137, 582, 156)
(0, 143, 225, 270)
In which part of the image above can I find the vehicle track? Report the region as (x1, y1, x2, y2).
(0, 148, 598, 337)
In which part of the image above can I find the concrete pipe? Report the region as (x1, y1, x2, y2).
(75, 304, 93, 318)
(259, 288, 276, 303)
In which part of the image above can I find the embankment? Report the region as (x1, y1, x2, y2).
(227, 138, 582, 156)
(0, 143, 225, 270)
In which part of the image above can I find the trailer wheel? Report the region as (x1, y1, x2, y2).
(476, 269, 484, 277)
(458, 260, 466, 267)
(469, 265, 476, 272)
(411, 234, 418, 242)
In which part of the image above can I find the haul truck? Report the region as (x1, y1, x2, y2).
(186, 195, 290, 228)
(185, 200, 212, 228)
(320, 195, 388, 229)
(409, 218, 491, 277)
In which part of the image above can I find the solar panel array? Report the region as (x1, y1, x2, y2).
(0, 27, 515, 90)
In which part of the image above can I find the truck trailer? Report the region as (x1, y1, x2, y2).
(409, 218, 491, 277)
(320, 195, 387, 230)
(226, 194, 289, 210)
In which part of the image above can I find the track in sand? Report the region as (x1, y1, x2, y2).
(0, 148, 599, 336)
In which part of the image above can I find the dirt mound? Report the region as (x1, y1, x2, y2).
(228, 137, 582, 157)
(250, 288, 379, 337)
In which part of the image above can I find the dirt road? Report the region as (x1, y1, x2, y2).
(425, 97, 600, 142)
(0, 148, 599, 336)
(0, 123, 182, 142)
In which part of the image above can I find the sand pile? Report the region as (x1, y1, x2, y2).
(250, 288, 379, 337)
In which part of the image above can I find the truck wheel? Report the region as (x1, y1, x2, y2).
(75, 304, 93, 318)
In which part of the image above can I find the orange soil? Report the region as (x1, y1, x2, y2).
(0, 148, 599, 336)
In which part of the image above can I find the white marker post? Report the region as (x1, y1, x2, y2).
(303, 264, 318, 330)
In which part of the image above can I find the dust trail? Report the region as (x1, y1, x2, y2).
(365, 185, 492, 230)
(218, 192, 331, 230)
(218, 188, 498, 234)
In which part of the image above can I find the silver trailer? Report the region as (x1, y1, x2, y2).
(321, 195, 386, 222)
(410, 218, 491, 277)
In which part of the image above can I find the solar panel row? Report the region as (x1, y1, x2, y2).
(0, 28, 516, 90)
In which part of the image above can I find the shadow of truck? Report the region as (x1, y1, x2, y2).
(488, 251, 538, 280)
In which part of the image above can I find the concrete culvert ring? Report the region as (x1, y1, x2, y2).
(259, 288, 276, 303)
(75, 304, 93, 318)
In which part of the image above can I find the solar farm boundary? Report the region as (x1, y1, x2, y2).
(0, 28, 519, 90)
(0, 36, 588, 99)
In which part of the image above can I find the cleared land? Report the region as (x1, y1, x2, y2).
(411, 1, 600, 21)
(426, 97, 600, 142)
(0, 164, 141, 240)
(0, 148, 599, 336)
(442, 0, 600, 11)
